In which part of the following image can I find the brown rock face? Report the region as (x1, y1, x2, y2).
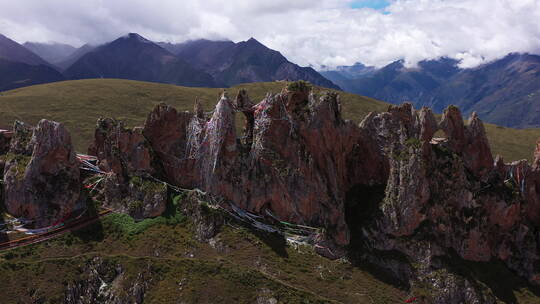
(440, 107, 494, 178)
(142, 103, 195, 187)
(524, 155, 540, 225)
(358, 103, 436, 236)
(3, 120, 80, 226)
(242, 90, 359, 245)
(88, 118, 166, 219)
(0, 130, 12, 155)
(417, 107, 438, 142)
(359, 103, 540, 288)
(93, 87, 384, 245)
(440, 105, 467, 151)
(89, 118, 154, 178)
(88, 83, 540, 293)
(534, 140, 540, 170)
(464, 112, 494, 177)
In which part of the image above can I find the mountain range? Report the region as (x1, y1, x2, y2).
(0, 32, 339, 90)
(2, 31, 540, 128)
(0, 34, 50, 66)
(64, 33, 217, 87)
(159, 38, 339, 89)
(22, 42, 77, 65)
(322, 54, 540, 128)
(0, 34, 65, 91)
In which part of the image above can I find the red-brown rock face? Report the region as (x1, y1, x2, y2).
(3, 120, 80, 227)
(88, 84, 540, 289)
(440, 105, 467, 151)
(464, 112, 494, 177)
(142, 103, 196, 187)
(440, 107, 493, 178)
(89, 118, 154, 179)
(88, 118, 166, 219)
(361, 103, 540, 286)
(242, 90, 360, 245)
(137, 88, 376, 245)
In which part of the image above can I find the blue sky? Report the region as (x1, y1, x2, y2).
(350, 0, 390, 10)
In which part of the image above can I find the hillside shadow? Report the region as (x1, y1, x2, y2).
(251, 229, 288, 258)
(343, 183, 540, 302)
(439, 250, 540, 303)
(0, 231, 8, 244)
(349, 249, 411, 290)
(344, 183, 410, 289)
(70, 198, 105, 243)
(227, 213, 289, 258)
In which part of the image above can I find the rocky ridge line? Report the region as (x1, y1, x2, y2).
(0, 82, 539, 303)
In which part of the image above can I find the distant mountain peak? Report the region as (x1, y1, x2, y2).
(244, 37, 265, 47)
(172, 37, 339, 89)
(64, 33, 217, 87)
(0, 33, 50, 66)
(22, 41, 77, 65)
(120, 33, 153, 44)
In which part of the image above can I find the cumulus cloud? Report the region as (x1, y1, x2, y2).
(1, 0, 539, 68)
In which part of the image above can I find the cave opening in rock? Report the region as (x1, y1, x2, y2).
(344, 183, 387, 250)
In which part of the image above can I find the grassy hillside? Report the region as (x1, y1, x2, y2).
(2, 193, 538, 303)
(0, 78, 538, 161)
(0, 198, 408, 303)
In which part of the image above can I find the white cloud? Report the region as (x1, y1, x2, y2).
(0, 0, 539, 68)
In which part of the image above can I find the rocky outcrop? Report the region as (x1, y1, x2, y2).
(440, 107, 494, 178)
(83, 83, 540, 302)
(1, 82, 539, 302)
(178, 190, 226, 242)
(526, 144, 540, 225)
(0, 129, 12, 156)
(65, 257, 150, 304)
(0, 130, 13, 175)
(89, 118, 155, 178)
(142, 103, 196, 187)
(131, 83, 382, 245)
(357, 102, 540, 298)
(2, 120, 80, 226)
(88, 118, 166, 219)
